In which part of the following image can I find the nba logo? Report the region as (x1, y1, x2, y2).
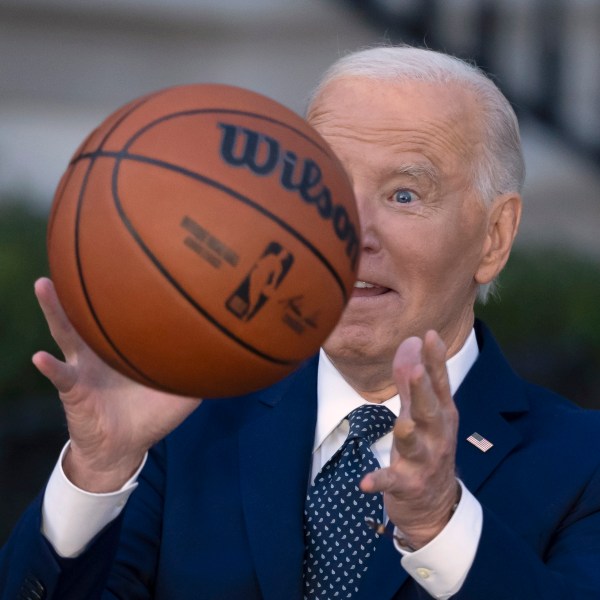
(226, 242, 294, 322)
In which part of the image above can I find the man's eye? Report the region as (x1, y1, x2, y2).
(392, 189, 415, 204)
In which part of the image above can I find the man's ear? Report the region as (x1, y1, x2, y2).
(475, 193, 522, 285)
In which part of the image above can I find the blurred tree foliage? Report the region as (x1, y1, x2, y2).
(0, 201, 55, 404)
(0, 200, 62, 544)
(476, 250, 600, 409)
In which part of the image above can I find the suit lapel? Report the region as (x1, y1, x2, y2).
(454, 322, 528, 494)
(238, 357, 318, 600)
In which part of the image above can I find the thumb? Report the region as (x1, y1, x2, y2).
(32, 351, 77, 394)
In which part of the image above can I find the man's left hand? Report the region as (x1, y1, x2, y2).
(360, 330, 460, 549)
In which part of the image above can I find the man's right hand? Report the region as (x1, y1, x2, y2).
(32, 277, 202, 493)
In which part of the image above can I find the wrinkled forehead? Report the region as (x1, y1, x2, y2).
(309, 76, 482, 134)
(308, 76, 485, 171)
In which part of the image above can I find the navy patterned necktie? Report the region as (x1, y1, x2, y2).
(303, 404, 397, 599)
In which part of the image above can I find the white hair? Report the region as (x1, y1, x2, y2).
(307, 46, 525, 302)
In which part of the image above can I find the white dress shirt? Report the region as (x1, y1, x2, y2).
(42, 330, 482, 599)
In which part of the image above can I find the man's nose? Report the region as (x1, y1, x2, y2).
(354, 191, 381, 254)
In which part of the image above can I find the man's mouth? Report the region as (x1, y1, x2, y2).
(352, 281, 391, 297)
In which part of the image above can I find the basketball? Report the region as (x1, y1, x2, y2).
(47, 84, 359, 397)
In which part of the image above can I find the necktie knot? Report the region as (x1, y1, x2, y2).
(346, 404, 396, 447)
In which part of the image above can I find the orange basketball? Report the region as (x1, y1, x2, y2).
(47, 84, 359, 397)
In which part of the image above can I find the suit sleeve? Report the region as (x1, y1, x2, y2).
(0, 441, 167, 600)
(455, 461, 600, 599)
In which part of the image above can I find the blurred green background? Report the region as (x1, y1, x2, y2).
(1, 197, 599, 543)
(0, 201, 64, 544)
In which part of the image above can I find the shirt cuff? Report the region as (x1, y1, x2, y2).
(395, 480, 483, 599)
(41, 441, 147, 558)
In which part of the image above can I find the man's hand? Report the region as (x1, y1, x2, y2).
(32, 277, 202, 493)
(360, 330, 459, 549)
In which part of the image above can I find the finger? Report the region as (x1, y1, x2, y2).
(34, 277, 82, 358)
(32, 350, 77, 394)
(392, 413, 425, 461)
(392, 336, 423, 406)
(360, 443, 424, 493)
(360, 465, 401, 494)
(390, 374, 437, 470)
(405, 358, 440, 425)
(422, 330, 452, 406)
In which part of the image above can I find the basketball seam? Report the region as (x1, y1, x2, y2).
(72, 94, 172, 390)
(66, 97, 347, 389)
(84, 147, 349, 300)
(108, 152, 303, 367)
(71, 108, 350, 304)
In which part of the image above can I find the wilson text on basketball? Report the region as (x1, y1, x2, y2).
(218, 123, 359, 269)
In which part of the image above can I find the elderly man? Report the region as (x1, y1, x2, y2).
(2, 46, 600, 600)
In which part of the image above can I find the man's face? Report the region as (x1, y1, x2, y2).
(309, 77, 492, 368)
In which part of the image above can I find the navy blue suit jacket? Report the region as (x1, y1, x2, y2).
(2, 322, 600, 599)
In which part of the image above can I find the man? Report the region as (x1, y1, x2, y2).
(2, 45, 600, 599)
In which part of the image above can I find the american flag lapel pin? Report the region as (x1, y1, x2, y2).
(467, 432, 494, 452)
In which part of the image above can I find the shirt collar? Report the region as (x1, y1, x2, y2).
(314, 328, 479, 452)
